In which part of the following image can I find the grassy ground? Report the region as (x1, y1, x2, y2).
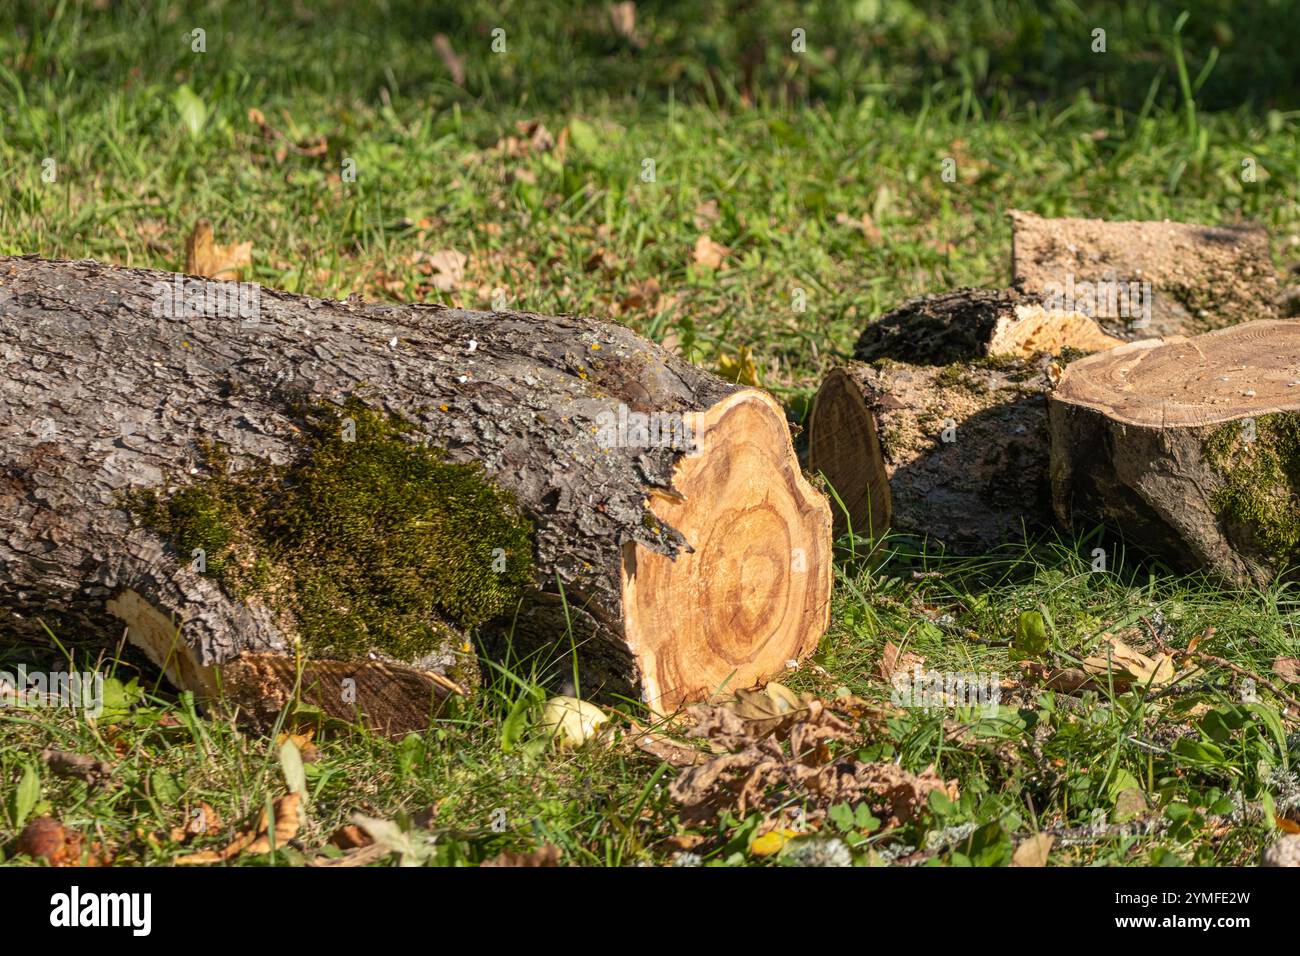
(3, 1, 1300, 866)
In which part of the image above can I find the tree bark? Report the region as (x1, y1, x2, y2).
(0, 256, 832, 729)
(854, 287, 1123, 366)
(808, 358, 1055, 550)
(1049, 320, 1300, 586)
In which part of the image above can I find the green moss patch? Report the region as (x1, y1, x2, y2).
(1204, 413, 1300, 566)
(130, 401, 534, 662)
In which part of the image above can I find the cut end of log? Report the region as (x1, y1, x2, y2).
(620, 388, 832, 714)
(1010, 209, 1279, 338)
(989, 302, 1126, 358)
(1053, 319, 1300, 428)
(807, 367, 891, 538)
(808, 360, 1053, 550)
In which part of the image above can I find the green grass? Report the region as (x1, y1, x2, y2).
(3, 0, 1300, 866)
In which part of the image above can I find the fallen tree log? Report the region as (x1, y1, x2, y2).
(1049, 320, 1300, 586)
(0, 256, 832, 729)
(854, 287, 1124, 365)
(807, 357, 1055, 549)
(1010, 210, 1280, 338)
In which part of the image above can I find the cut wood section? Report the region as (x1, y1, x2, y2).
(0, 256, 832, 730)
(1050, 320, 1300, 585)
(622, 389, 831, 710)
(854, 287, 1123, 365)
(1011, 210, 1279, 339)
(809, 358, 1055, 550)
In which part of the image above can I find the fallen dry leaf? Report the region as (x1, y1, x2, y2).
(1082, 636, 1178, 688)
(328, 824, 373, 850)
(667, 690, 953, 827)
(175, 792, 301, 865)
(276, 729, 320, 763)
(185, 220, 252, 280)
(1273, 657, 1300, 684)
(692, 234, 730, 270)
(717, 345, 761, 386)
(17, 817, 106, 866)
(480, 844, 562, 867)
(426, 249, 467, 292)
(693, 199, 720, 231)
(40, 748, 113, 785)
(665, 832, 707, 851)
(170, 802, 222, 843)
(1012, 832, 1055, 867)
(879, 641, 925, 682)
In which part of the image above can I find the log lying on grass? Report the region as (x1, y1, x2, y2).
(808, 357, 1055, 550)
(1049, 320, 1300, 586)
(853, 287, 1124, 365)
(0, 256, 832, 730)
(1010, 210, 1280, 339)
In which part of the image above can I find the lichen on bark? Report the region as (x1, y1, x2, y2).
(127, 399, 534, 665)
(1204, 413, 1300, 567)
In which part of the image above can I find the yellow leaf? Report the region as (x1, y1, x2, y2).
(717, 345, 761, 387)
(750, 829, 797, 857)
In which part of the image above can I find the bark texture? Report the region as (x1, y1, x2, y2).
(1049, 320, 1300, 586)
(854, 287, 1122, 366)
(808, 358, 1055, 550)
(0, 256, 831, 727)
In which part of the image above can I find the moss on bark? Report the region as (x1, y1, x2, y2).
(128, 400, 534, 665)
(1204, 413, 1300, 567)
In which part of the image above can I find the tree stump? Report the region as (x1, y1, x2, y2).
(1049, 320, 1300, 585)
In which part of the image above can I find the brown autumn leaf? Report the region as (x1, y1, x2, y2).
(276, 729, 320, 763)
(693, 199, 720, 231)
(692, 234, 730, 270)
(666, 832, 708, 851)
(667, 691, 951, 827)
(425, 249, 467, 292)
(619, 276, 660, 312)
(175, 792, 301, 865)
(1082, 636, 1178, 688)
(40, 748, 113, 785)
(1012, 832, 1055, 867)
(879, 640, 925, 682)
(185, 220, 252, 280)
(481, 844, 563, 867)
(1273, 657, 1300, 684)
(17, 817, 107, 866)
(170, 802, 222, 844)
(328, 824, 373, 850)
